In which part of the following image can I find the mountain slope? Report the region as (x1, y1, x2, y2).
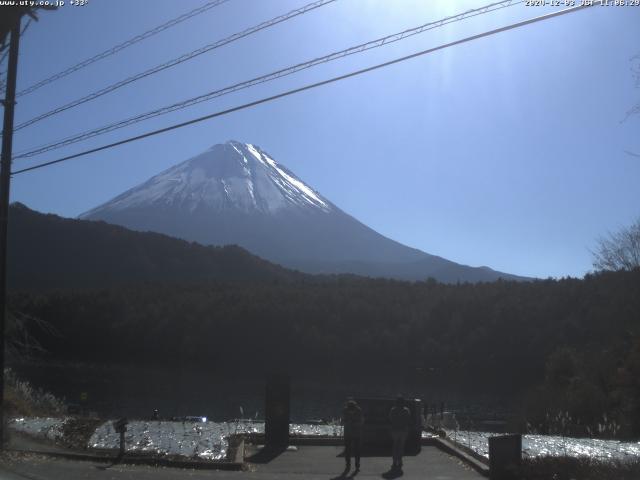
(80, 140, 527, 283)
(7, 203, 302, 291)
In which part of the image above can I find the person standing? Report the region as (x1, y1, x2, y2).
(389, 395, 411, 470)
(342, 398, 364, 473)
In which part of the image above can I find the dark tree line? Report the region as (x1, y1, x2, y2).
(9, 269, 640, 437)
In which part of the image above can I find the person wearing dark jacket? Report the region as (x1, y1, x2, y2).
(342, 398, 364, 473)
(389, 395, 411, 470)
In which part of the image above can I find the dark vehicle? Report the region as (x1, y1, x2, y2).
(355, 397, 424, 454)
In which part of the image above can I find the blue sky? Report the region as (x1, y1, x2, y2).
(4, 0, 640, 279)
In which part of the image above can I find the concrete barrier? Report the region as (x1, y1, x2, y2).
(489, 434, 521, 480)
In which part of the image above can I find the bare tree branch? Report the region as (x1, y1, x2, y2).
(592, 218, 640, 271)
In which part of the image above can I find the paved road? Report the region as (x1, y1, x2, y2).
(0, 446, 484, 479)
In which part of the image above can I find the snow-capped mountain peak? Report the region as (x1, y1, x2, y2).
(79, 140, 527, 283)
(81, 141, 331, 217)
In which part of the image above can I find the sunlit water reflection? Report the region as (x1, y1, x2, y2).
(447, 430, 640, 462)
(10, 417, 341, 461)
(10, 418, 640, 463)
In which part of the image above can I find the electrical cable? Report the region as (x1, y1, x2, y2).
(11, 3, 596, 176)
(13, 0, 522, 159)
(12, 0, 337, 131)
(15, 0, 231, 97)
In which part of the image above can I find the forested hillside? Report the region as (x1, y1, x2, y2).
(7, 203, 303, 290)
(9, 269, 640, 436)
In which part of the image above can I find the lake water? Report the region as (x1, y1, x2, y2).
(447, 429, 640, 463)
(10, 417, 340, 460)
(10, 417, 640, 463)
(12, 361, 501, 422)
(10, 361, 639, 464)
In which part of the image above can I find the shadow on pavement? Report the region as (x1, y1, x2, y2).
(245, 446, 287, 464)
(93, 454, 124, 471)
(381, 467, 403, 479)
(93, 461, 118, 471)
(330, 466, 361, 480)
(336, 448, 418, 458)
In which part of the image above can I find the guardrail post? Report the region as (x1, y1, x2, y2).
(265, 375, 289, 449)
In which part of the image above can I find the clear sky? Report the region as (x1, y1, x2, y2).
(4, 0, 640, 279)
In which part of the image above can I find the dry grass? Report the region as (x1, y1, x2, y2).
(3, 368, 65, 418)
(519, 456, 640, 480)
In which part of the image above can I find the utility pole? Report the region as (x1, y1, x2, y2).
(0, 15, 21, 448)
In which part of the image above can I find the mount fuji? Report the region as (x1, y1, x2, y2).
(80, 141, 526, 283)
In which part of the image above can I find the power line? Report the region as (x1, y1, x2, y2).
(14, 0, 523, 160)
(20, 18, 32, 38)
(12, 0, 338, 132)
(12, 0, 518, 155)
(15, 0, 231, 98)
(12, 3, 596, 176)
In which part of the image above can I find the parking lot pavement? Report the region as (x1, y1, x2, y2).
(0, 445, 484, 479)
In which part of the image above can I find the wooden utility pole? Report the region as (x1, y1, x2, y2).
(0, 4, 56, 448)
(0, 14, 21, 448)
